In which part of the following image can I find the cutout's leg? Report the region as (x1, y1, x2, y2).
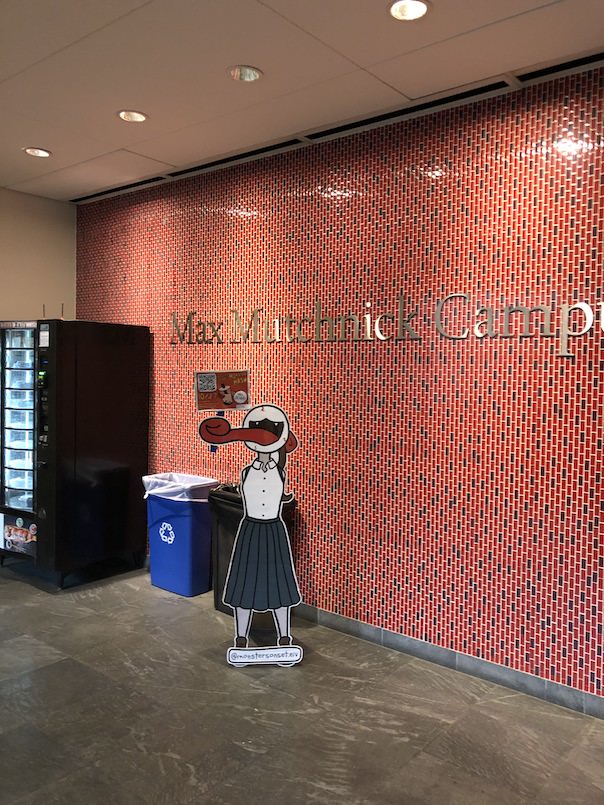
(234, 607, 252, 647)
(273, 606, 292, 645)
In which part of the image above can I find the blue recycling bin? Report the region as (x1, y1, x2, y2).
(143, 473, 218, 597)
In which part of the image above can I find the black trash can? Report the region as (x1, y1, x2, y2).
(208, 484, 297, 619)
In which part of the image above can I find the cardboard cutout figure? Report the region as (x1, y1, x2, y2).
(199, 404, 303, 667)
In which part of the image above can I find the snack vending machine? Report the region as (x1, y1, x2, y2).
(0, 319, 150, 586)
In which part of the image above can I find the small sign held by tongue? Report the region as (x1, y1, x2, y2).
(194, 369, 250, 411)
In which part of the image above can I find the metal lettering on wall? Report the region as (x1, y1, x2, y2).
(171, 293, 602, 358)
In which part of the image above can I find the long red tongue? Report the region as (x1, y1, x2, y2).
(199, 417, 278, 446)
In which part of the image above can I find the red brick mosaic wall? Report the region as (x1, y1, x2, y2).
(77, 69, 603, 695)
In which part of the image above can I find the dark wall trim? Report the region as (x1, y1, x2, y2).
(294, 603, 604, 720)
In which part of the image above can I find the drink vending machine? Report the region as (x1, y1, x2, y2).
(0, 319, 150, 586)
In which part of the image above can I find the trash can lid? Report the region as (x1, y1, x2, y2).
(142, 473, 219, 501)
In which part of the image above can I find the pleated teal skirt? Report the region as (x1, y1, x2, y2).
(223, 516, 301, 610)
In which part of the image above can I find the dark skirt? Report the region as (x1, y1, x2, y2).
(223, 516, 301, 610)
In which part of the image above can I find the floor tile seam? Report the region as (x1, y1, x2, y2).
(303, 664, 408, 695)
(549, 716, 604, 772)
(538, 752, 604, 800)
(58, 600, 148, 616)
(477, 689, 526, 704)
(413, 700, 477, 756)
(405, 652, 503, 685)
(0, 630, 30, 644)
(418, 731, 555, 803)
(462, 693, 593, 735)
(234, 677, 398, 739)
(76, 634, 233, 671)
(93, 724, 272, 796)
(60, 653, 164, 693)
(48, 639, 133, 662)
(420, 698, 589, 802)
(0, 653, 69, 686)
(24, 607, 99, 622)
(471, 690, 597, 728)
(73, 634, 192, 663)
(142, 679, 293, 704)
(24, 679, 161, 723)
(402, 656, 502, 704)
(238, 675, 348, 716)
(55, 603, 160, 618)
(402, 744, 534, 804)
(286, 648, 436, 690)
(350, 652, 424, 685)
(16, 759, 141, 805)
(198, 752, 369, 805)
(1, 631, 72, 650)
(0, 727, 87, 803)
(0, 577, 36, 590)
(303, 606, 604, 720)
(583, 718, 604, 743)
(513, 765, 560, 803)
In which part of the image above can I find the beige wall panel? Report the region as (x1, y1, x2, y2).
(0, 189, 75, 321)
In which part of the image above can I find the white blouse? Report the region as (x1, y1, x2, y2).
(242, 459, 283, 520)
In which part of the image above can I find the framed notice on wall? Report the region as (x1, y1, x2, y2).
(195, 370, 250, 410)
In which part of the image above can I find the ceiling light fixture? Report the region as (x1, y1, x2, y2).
(389, 0, 429, 21)
(117, 110, 148, 123)
(22, 147, 51, 158)
(228, 65, 263, 82)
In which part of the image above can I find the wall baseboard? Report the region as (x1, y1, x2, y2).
(294, 603, 604, 720)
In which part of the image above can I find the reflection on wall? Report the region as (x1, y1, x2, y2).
(77, 68, 604, 696)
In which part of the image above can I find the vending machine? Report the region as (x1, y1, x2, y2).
(0, 319, 150, 586)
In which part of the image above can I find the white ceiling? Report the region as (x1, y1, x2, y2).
(0, 0, 602, 203)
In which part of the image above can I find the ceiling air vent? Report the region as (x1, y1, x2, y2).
(71, 176, 167, 204)
(516, 52, 604, 82)
(306, 81, 510, 141)
(168, 139, 305, 178)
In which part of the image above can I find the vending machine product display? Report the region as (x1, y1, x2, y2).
(0, 319, 150, 586)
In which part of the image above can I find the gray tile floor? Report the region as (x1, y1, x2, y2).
(1, 558, 603, 805)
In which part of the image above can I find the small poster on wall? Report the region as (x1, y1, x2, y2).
(194, 370, 250, 410)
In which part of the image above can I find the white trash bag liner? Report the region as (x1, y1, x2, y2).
(142, 472, 218, 501)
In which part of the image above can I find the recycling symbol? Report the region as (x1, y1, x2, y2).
(159, 522, 175, 544)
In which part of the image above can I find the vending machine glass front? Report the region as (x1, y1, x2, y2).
(2, 327, 35, 511)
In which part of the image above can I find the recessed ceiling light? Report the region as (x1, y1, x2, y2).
(228, 65, 263, 82)
(22, 147, 51, 158)
(390, 0, 429, 21)
(117, 110, 148, 123)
